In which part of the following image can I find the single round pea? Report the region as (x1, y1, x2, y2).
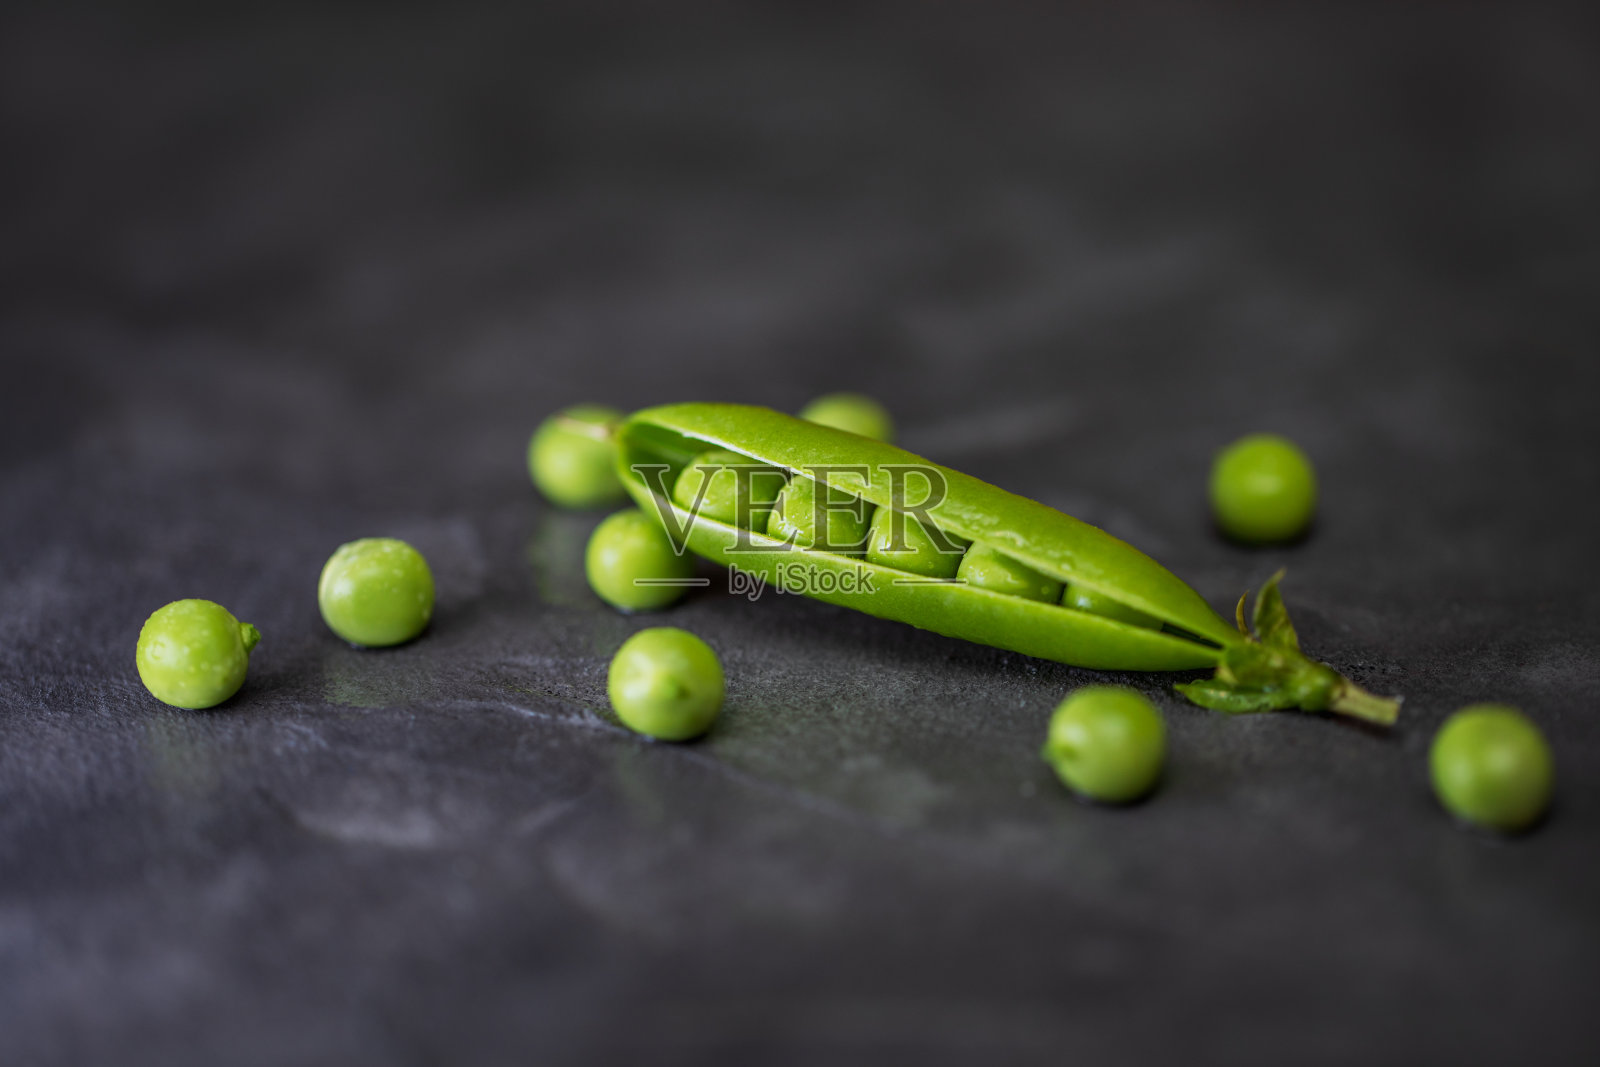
(671, 449, 786, 527)
(135, 599, 260, 710)
(586, 509, 695, 612)
(798, 392, 894, 443)
(608, 627, 725, 741)
(1430, 704, 1554, 832)
(957, 543, 1062, 603)
(528, 404, 627, 509)
(1062, 584, 1160, 630)
(318, 538, 435, 648)
(865, 507, 969, 578)
(1042, 686, 1166, 804)
(1209, 433, 1318, 544)
(766, 474, 874, 555)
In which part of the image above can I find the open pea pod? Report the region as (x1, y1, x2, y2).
(615, 403, 1400, 724)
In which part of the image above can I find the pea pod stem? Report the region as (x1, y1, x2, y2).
(1176, 571, 1400, 725)
(612, 404, 1402, 725)
(1329, 684, 1402, 726)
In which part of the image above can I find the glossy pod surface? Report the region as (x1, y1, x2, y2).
(616, 403, 1238, 671)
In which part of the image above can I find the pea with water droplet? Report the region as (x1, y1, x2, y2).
(135, 599, 260, 709)
(318, 538, 434, 647)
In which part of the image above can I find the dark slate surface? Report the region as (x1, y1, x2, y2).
(3, 2, 1599, 1064)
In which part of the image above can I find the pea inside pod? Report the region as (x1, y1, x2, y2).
(614, 403, 1400, 724)
(957, 544, 1062, 604)
(865, 508, 968, 580)
(767, 472, 875, 556)
(671, 449, 787, 528)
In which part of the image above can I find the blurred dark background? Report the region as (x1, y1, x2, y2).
(2, 2, 1599, 1064)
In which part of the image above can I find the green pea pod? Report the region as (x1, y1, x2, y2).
(615, 403, 1400, 725)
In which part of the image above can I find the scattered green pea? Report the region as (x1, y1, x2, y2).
(798, 392, 894, 443)
(1062, 584, 1160, 630)
(865, 507, 969, 579)
(671, 449, 786, 527)
(135, 599, 260, 710)
(767, 474, 874, 555)
(957, 543, 1062, 603)
(1209, 433, 1318, 544)
(529, 404, 627, 509)
(1042, 686, 1166, 804)
(608, 627, 725, 741)
(318, 537, 435, 648)
(1430, 704, 1554, 832)
(586, 509, 695, 612)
